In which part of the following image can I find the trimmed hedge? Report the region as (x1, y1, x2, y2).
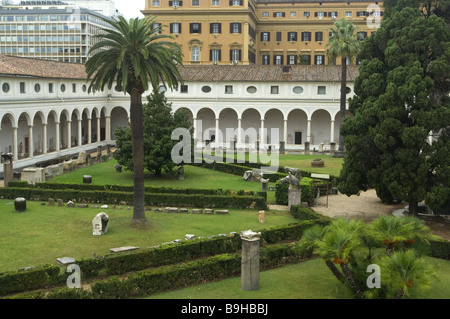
(0, 264, 63, 296)
(10, 242, 307, 299)
(7, 181, 266, 199)
(81, 219, 329, 277)
(0, 187, 266, 210)
(289, 204, 328, 221)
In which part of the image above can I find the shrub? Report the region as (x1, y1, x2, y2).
(0, 264, 62, 296)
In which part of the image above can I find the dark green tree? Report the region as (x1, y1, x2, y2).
(338, 6, 450, 216)
(114, 90, 193, 177)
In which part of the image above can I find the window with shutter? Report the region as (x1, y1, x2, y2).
(276, 31, 282, 42)
(315, 31, 323, 41)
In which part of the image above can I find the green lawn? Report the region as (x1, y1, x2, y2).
(0, 199, 295, 272)
(147, 257, 450, 299)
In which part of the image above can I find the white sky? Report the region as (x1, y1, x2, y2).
(114, 0, 145, 19)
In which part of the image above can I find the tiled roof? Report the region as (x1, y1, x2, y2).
(177, 64, 360, 82)
(0, 55, 87, 80)
(0, 55, 359, 82)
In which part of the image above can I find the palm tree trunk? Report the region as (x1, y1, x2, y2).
(129, 89, 147, 223)
(394, 289, 405, 299)
(325, 259, 345, 284)
(339, 57, 347, 152)
(340, 262, 363, 296)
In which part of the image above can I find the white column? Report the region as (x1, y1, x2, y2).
(55, 122, 60, 151)
(77, 119, 82, 146)
(28, 125, 33, 158)
(105, 116, 111, 141)
(307, 120, 311, 143)
(192, 117, 197, 141)
(330, 120, 335, 143)
(12, 127, 18, 161)
(67, 120, 72, 149)
(283, 119, 287, 144)
(237, 118, 242, 144)
(215, 117, 220, 145)
(42, 124, 48, 154)
(96, 117, 101, 142)
(260, 119, 265, 146)
(87, 118, 92, 144)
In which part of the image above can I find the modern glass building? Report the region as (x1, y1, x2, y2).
(0, 7, 112, 63)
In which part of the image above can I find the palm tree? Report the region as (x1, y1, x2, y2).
(326, 18, 360, 152)
(378, 250, 436, 299)
(85, 16, 183, 223)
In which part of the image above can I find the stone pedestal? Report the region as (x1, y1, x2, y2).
(22, 167, 45, 185)
(240, 230, 261, 291)
(83, 175, 92, 184)
(330, 142, 336, 156)
(3, 163, 13, 187)
(288, 188, 302, 209)
(280, 141, 285, 155)
(304, 141, 310, 155)
(261, 180, 268, 191)
(14, 197, 27, 213)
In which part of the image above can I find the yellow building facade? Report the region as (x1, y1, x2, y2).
(142, 0, 383, 65)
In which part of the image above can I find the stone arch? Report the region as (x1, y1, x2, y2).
(311, 109, 332, 146)
(286, 109, 308, 146)
(196, 107, 216, 143)
(0, 113, 16, 156)
(264, 108, 284, 145)
(218, 108, 238, 144)
(110, 106, 129, 140)
(241, 108, 261, 144)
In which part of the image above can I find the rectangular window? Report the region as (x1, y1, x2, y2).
(170, 23, 181, 33)
(230, 0, 242, 5)
(276, 31, 282, 42)
(288, 32, 297, 42)
(262, 12, 269, 17)
(230, 22, 241, 34)
(271, 86, 279, 94)
(290, 11, 296, 17)
(169, 0, 183, 6)
(261, 32, 270, 42)
(262, 54, 270, 65)
(20, 82, 26, 94)
(274, 12, 285, 17)
(230, 49, 241, 62)
(287, 55, 297, 65)
(315, 31, 323, 42)
(152, 23, 162, 34)
(315, 55, 325, 65)
(210, 23, 221, 34)
(299, 55, 311, 65)
(301, 32, 311, 42)
(317, 86, 326, 94)
(345, 11, 352, 17)
(180, 85, 188, 93)
(225, 85, 233, 94)
(152, 0, 160, 5)
(192, 0, 199, 5)
(273, 55, 283, 65)
(357, 31, 367, 40)
(329, 11, 338, 18)
(212, 0, 219, 5)
(210, 49, 221, 62)
(315, 11, 325, 18)
(190, 23, 201, 33)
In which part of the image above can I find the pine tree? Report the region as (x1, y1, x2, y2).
(338, 6, 450, 215)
